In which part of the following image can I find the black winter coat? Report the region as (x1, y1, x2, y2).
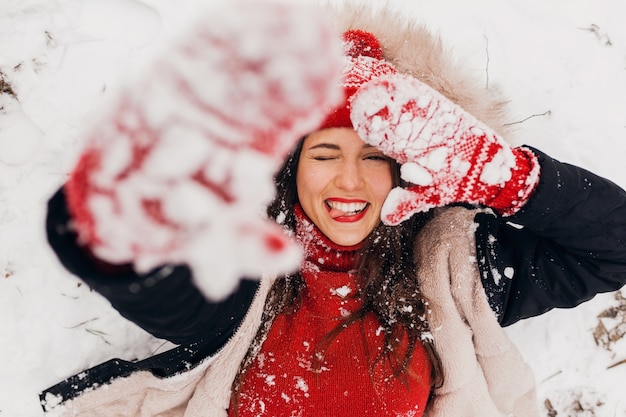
(40, 147, 626, 408)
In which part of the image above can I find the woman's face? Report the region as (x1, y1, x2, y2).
(296, 128, 394, 246)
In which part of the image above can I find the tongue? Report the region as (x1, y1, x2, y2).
(329, 207, 347, 219)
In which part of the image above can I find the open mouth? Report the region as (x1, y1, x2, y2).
(325, 200, 369, 217)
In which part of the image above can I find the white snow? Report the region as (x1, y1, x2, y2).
(332, 285, 352, 298)
(400, 162, 434, 187)
(1, 0, 626, 416)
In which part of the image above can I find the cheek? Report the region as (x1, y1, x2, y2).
(295, 165, 319, 206)
(295, 172, 305, 204)
(370, 168, 394, 199)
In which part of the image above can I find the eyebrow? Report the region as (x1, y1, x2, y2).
(307, 143, 377, 151)
(308, 143, 340, 151)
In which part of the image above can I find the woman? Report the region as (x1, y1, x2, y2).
(41, 2, 626, 417)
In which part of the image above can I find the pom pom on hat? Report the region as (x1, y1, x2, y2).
(343, 29, 384, 59)
(319, 30, 397, 130)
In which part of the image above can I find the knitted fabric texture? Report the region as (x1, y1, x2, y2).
(350, 73, 540, 225)
(62, 0, 344, 300)
(232, 204, 432, 417)
(319, 30, 397, 130)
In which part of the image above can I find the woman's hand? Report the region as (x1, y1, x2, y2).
(64, 0, 343, 300)
(350, 73, 540, 225)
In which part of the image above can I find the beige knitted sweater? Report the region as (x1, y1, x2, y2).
(44, 207, 539, 417)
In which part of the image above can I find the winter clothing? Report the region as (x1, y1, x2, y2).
(351, 73, 541, 223)
(41, 146, 626, 416)
(232, 204, 432, 416)
(62, 1, 343, 300)
(320, 29, 397, 130)
(40, 2, 626, 416)
(42, 199, 539, 417)
(415, 207, 537, 417)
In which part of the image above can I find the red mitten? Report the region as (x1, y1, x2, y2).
(350, 73, 540, 225)
(65, 0, 343, 299)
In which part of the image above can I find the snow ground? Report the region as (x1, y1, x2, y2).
(1, 0, 626, 416)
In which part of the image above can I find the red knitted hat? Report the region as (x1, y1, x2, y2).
(319, 30, 397, 130)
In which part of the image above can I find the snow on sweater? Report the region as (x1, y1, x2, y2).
(232, 204, 432, 416)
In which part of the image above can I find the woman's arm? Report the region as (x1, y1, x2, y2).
(47, 187, 259, 350)
(476, 147, 626, 326)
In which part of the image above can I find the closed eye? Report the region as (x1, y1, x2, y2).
(364, 154, 390, 162)
(312, 154, 338, 161)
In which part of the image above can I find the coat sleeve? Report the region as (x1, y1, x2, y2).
(46, 187, 259, 350)
(475, 147, 626, 326)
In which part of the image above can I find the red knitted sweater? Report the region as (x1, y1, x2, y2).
(232, 206, 432, 416)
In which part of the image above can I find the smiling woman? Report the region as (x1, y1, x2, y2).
(40, 1, 626, 417)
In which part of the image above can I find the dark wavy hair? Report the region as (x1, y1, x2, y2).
(231, 137, 443, 412)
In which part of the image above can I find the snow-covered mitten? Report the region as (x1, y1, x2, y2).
(350, 73, 540, 225)
(65, 0, 344, 299)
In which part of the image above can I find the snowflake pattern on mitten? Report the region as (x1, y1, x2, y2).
(350, 73, 540, 225)
(65, 0, 344, 299)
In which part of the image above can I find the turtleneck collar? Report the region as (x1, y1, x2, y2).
(294, 203, 361, 273)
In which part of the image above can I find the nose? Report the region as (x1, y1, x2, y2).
(335, 159, 365, 191)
